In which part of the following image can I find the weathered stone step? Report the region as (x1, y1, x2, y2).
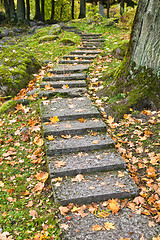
(39, 88, 87, 98)
(80, 33, 102, 37)
(81, 39, 105, 42)
(58, 59, 93, 64)
(40, 80, 86, 89)
(82, 42, 104, 47)
(69, 50, 101, 55)
(45, 133, 114, 156)
(49, 149, 126, 177)
(62, 55, 97, 60)
(78, 47, 102, 50)
(40, 97, 100, 122)
(43, 73, 87, 81)
(43, 118, 106, 137)
(52, 170, 139, 205)
(49, 64, 89, 74)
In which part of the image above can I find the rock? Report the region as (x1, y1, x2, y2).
(37, 21, 44, 26)
(0, 45, 41, 97)
(39, 35, 58, 43)
(12, 27, 21, 33)
(2, 29, 9, 37)
(2, 37, 12, 42)
(60, 38, 75, 46)
(49, 24, 61, 35)
(30, 21, 37, 27)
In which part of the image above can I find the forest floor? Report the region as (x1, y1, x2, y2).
(0, 18, 159, 240)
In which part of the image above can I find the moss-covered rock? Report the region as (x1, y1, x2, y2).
(0, 98, 31, 114)
(60, 38, 75, 46)
(39, 35, 58, 43)
(0, 45, 41, 97)
(111, 41, 129, 60)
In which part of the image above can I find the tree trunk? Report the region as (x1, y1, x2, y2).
(71, 0, 74, 19)
(120, 0, 124, 16)
(79, 0, 86, 19)
(99, 1, 104, 17)
(26, 0, 30, 20)
(3, 0, 10, 21)
(17, 0, 25, 23)
(51, 0, 55, 20)
(128, 0, 160, 77)
(9, 0, 17, 22)
(41, 0, 45, 21)
(106, 0, 109, 18)
(34, 0, 42, 20)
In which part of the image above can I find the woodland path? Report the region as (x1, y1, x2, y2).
(39, 26, 160, 239)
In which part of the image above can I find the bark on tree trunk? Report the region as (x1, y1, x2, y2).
(9, 0, 17, 22)
(41, 0, 45, 21)
(72, 0, 74, 19)
(99, 1, 104, 17)
(26, 0, 30, 20)
(51, 0, 55, 20)
(79, 0, 86, 19)
(34, 0, 42, 20)
(106, 0, 110, 18)
(128, 0, 160, 76)
(17, 0, 25, 22)
(4, 0, 10, 21)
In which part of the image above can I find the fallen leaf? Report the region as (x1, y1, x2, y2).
(60, 223, 69, 230)
(50, 116, 59, 124)
(107, 199, 120, 214)
(104, 222, 115, 231)
(26, 201, 33, 207)
(92, 140, 99, 144)
(33, 182, 44, 192)
(92, 224, 102, 231)
(106, 116, 114, 124)
(54, 160, 66, 168)
(78, 118, 86, 123)
(61, 134, 71, 139)
(46, 135, 54, 140)
(72, 174, 84, 182)
(133, 196, 145, 205)
(34, 136, 44, 146)
(35, 171, 49, 182)
(148, 221, 155, 227)
(62, 84, 69, 89)
(29, 210, 38, 219)
(146, 167, 157, 178)
(59, 206, 70, 215)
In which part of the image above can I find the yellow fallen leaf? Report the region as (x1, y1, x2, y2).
(59, 206, 70, 215)
(35, 171, 49, 182)
(61, 134, 71, 139)
(46, 135, 54, 140)
(106, 116, 114, 124)
(104, 222, 115, 231)
(92, 224, 102, 231)
(50, 116, 59, 124)
(92, 140, 99, 144)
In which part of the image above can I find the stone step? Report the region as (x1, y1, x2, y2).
(43, 118, 106, 137)
(49, 149, 126, 177)
(40, 80, 86, 89)
(39, 88, 87, 98)
(80, 33, 102, 37)
(62, 55, 97, 60)
(45, 133, 115, 156)
(82, 42, 104, 47)
(58, 59, 93, 64)
(81, 38, 105, 42)
(43, 73, 87, 81)
(52, 170, 139, 205)
(69, 50, 101, 55)
(49, 64, 89, 74)
(78, 47, 102, 50)
(40, 97, 100, 122)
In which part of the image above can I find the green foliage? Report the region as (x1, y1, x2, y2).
(39, 35, 58, 43)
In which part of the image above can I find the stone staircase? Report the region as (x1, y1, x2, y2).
(39, 26, 139, 206)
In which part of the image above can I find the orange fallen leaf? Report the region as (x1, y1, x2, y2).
(34, 136, 44, 146)
(107, 199, 120, 214)
(133, 196, 145, 205)
(33, 182, 44, 192)
(26, 201, 33, 207)
(62, 84, 69, 89)
(35, 171, 49, 182)
(61, 134, 71, 139)
(78, 118, 86, 123)
(146, 166, 157, 178)
(104, 222, 115, 230)
(92, 224, 102, 231)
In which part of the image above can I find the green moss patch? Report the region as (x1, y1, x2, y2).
(0, 45, 40, 97)
(39, 35, 58, 43)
